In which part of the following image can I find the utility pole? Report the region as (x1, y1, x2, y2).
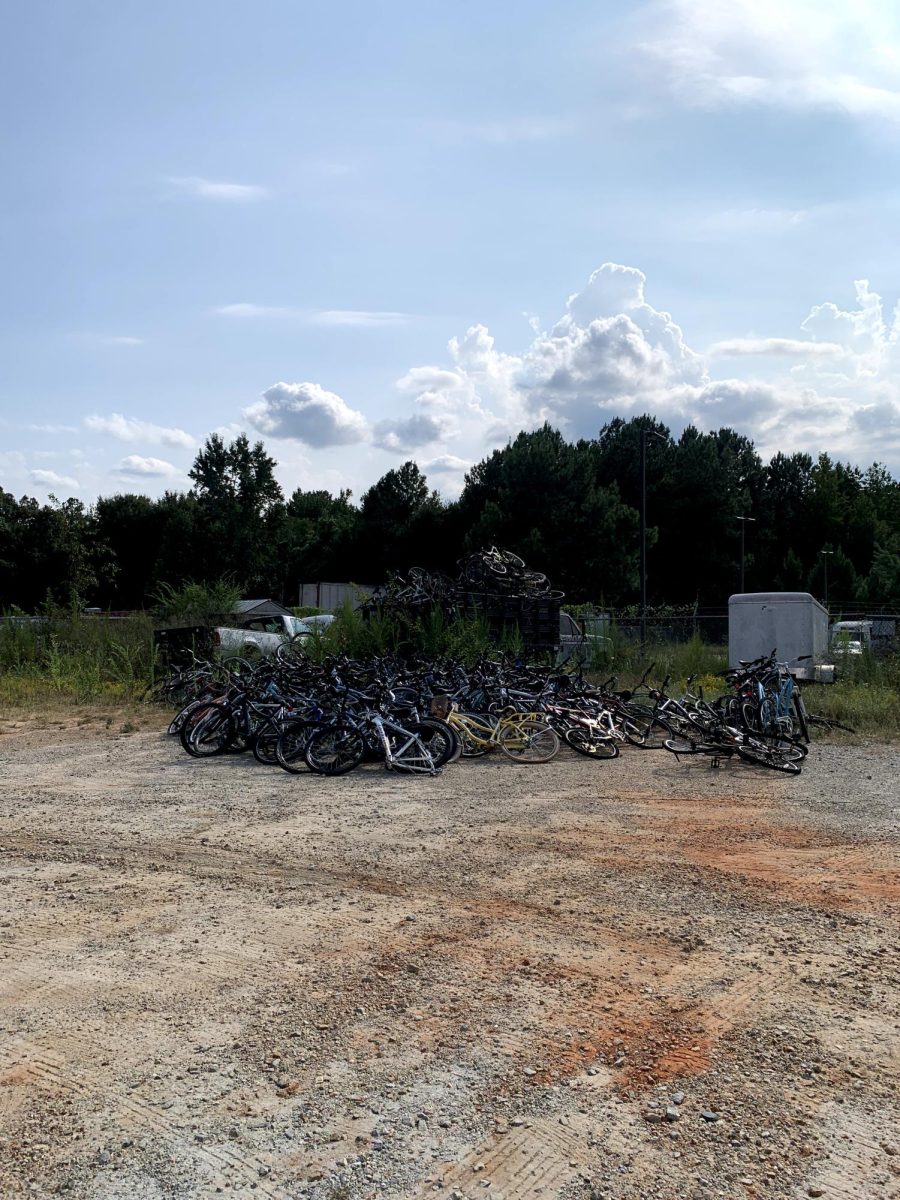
(736, 516, 756, 593)
(640, 428, 667, 652)
(820, 548, 834, 610)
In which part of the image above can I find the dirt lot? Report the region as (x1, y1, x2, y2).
(0, 717, 898, 1200)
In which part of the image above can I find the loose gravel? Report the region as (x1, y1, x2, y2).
(0, 718, 897, 1200)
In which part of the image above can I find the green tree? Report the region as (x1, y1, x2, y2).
(357, 462, 444, 576)
(189, 434, 284, 591)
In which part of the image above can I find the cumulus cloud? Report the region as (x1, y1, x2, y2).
(372, 413, 446, 453)
(244, 382, 369, 447)
(115, 455, 179, 478)
(84, 414, 195, 449)
(169, 176, 267, 201)
(637, 0, 900, 124)
(371, 263, 900, 472)
(422, 454, 472, 474)
(30, 469, 79, 489)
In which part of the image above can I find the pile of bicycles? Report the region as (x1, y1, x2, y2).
(155, 647, 824, 778)
(360, 546, 564, 623)
(649, 650, 816, 774)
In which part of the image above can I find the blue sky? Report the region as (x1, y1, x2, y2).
(4, 0, 900, 502)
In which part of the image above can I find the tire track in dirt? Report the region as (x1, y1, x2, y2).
(0, 1034, 288, 1198)
(416, 1114, 595, 1199)
(800, 1104, 900, 1200)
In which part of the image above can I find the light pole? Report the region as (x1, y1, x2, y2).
(736, 516, 756, 593)
(820, 548, 834, 610)
(640, 428, 667, 651)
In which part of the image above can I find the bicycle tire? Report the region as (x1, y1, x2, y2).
(663, 736, 702, 755)
(564, 728, 619, 759)
(454, 713, 494, 757)
(274, 719, 317, 774)
(735, 741, 802, 775)
(408, 718, 456, 769)
(623, 713, 673, 749)
(168, 699, 202, 736)
(304, 726, 365, 776)
(180, 704, 235, 758)
(252, 729, 280, 765)
(498, 719, 560, 763)
(793, 692, 810, 743)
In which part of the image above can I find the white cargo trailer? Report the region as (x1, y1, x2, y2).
(728, 592, 830, 671)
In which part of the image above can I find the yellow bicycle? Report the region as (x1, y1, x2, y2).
(446, 709, 560, 763)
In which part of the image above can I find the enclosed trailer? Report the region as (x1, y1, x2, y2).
(728, 592, 829, 670)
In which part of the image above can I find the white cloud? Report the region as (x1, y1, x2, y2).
(115, 455, 179, 478)
(27, 423, 79, 434)
(215, 303, 299, 318)
(314, 310, 410, 328)
(637, 0, 900, 124)
(243, 381, 370, 447)
(422, 454, 472, 474)
(708, 338, 844, 358)
(84, 414, 195, 449)
(372, 413, 447, 453)
(169, 176, 267, 201)
(30, 469, 79, 490)
(370, 263, 900, 472)
(215, 304, 409, 326)
(69, 333, 144, 348)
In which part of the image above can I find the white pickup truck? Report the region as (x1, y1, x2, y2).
(212, 613, 334, 658)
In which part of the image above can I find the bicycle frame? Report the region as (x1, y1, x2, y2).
(367, 712, 440, 774)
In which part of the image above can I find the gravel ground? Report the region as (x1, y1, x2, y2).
(0, 716, 898, 1200)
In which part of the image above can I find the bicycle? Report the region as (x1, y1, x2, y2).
(445, 708, 560, 763)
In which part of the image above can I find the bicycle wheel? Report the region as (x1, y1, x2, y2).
(168, 698, 203, 736)
(498, 719, 560, 763)
(564, 728, 619, 759)
(664, 736, 702, 755)
(735, 740, 802, 774)
(623, 712, 673, 749)
(180, 704, 234, 758)
(454, 714, 494, 757)
(793, 692, 810, 743)
(275, 720, 315, 774)
(304, 726, 365, 776)
(252, 728, 281, 765)
(409, 718, 457, 768)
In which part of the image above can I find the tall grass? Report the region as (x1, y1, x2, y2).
(0, 607, 156, 705)
(587, 626, 727, 684)
(302, 603, 499, 664)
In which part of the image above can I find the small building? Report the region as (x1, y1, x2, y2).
(728, 592, 829, 671)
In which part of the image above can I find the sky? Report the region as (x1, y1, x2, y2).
(4, 0, 900, 504)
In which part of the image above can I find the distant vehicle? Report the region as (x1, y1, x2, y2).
(213, 612, 334, 658)
(831, 634, 865, 656)
(558, 610, 611, 665)
(830, 620, 872, 655)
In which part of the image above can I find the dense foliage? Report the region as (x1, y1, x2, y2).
(2, 421, 899, 610)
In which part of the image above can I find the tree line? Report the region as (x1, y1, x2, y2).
(2, 417, 899, 612)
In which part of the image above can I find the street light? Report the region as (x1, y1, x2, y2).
(820, 548, 834, 610)
(640, 428, 667, 651)
(736, 516, 756, 593)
